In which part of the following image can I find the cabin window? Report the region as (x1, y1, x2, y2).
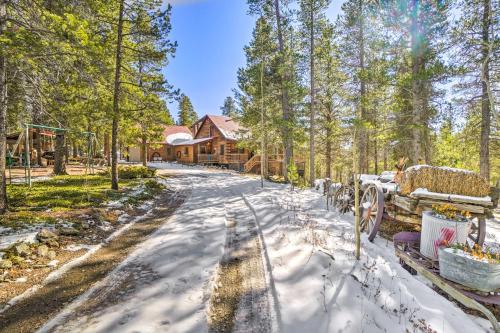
(209, 125, 214, 137)
(184, 147, 189, 156)
(167, 147, 171, 156)
(200, 145, 206, 154)
(220, 144, 225, 156)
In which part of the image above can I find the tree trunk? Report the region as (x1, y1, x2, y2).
(480, 0, 491, 182)
(309, 3, 316, 187)
(325, 109, 333, 179)
(273, 0, 293, 179)
(325, 126, 332, 179)
(65, 138, 69, 164)
(0, 0, 7, 213)
(72, 143, 78, 158)
(410, 0, 425, 165)
(260, 60, 267, 187)
(103, 132, 110, 165)
(357, 0, 367, 174)
(29, 99, 43, 167)
(141, 134, 147, 167)
(353, 129, 361, 260)
(54, 133, 66, 175)
(111, 0, 125, 190)
(365, 131, 369, 173)
(35, 128, 42, 166)
(374, 137, 378, 175)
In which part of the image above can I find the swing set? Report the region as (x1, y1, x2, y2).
(7, 123, 98, 187)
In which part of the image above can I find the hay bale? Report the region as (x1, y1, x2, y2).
(400, 165, 490, 197)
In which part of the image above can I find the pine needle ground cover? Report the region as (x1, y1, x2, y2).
(1, 175, 163, 229)
(400, 165, 490, 197)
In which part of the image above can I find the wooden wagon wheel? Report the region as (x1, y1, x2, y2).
(468, 217, 486, 246)
(334, 185, 354, 215)
(359, 184, 385, 242)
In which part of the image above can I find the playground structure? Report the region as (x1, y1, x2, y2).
(7, 124, 99, 187)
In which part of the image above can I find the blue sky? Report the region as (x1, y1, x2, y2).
(164, 0, 345, 121)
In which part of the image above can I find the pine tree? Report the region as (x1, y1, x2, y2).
(177, 94, 197, 126)
(451, 0, 498, 182)
(298, 0, 331, 186)
(382, 0, 449, 165)
(236, 16, 280, 176)
(315, 22, 346, 180)
(247, 0, 296, 178)
(0, 0, 176, 193)
(111, 0, 125, 190)
(0, 0, 7, 212)
(220, 96, 238, 118)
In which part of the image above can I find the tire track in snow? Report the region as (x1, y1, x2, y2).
(241, 193, 282, 333)
(208, 177, 279, 333)
(228, 193, 271, 333)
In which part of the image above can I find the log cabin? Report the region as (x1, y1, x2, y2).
(127, 115, 305, 176)
(171, 115, 251, 170)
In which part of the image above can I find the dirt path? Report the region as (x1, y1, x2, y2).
(207, 190, 273, 333)
(0, 187, 188, 333)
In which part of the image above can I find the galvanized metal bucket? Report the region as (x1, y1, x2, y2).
(439, 247, 500, 292)
(420, 211, 471, 260)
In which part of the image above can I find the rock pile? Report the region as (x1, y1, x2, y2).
(0, 229, 60, 277)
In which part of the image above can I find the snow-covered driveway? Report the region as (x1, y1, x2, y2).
(39, 163, 496, 333)
(41, 167, 236, 332)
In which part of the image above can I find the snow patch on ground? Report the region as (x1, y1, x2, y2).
(243, 184, 495, 332)
(0, 223, 56, 251)
(9, 176, 53, 184)
(40, 171, 229, 333)
(38, 163, 498, 332)
(0, 207, 155, 315)
(64, 244, 95, 252)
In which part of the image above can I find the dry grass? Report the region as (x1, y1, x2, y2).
(207, 258, 243, 333)
(400, 166, 490, 197)
(378, 220, 421, 241)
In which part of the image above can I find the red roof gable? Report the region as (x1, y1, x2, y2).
(163, 125, 192, 137)
(193, 115, 244, 140)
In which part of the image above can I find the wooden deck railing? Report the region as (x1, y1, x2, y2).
(221, 153, 249, 164)
(198, 154, 218, 163)
(244, 154, 304, 174)
(198, 153, 249, 164)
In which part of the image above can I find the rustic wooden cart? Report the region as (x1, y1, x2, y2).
(332, 170, 499, 331)
(359, 182, 494, 244)
(333, 173, 495, 245)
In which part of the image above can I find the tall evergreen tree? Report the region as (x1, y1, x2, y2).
(298, 0, 331, 186)
(0, 0, 177, 202)
(451, 0, 498, 182)
(315, 22, 346, 180)
(177, 94, 197, 126)
(220, 96, 238, 118)
(248, 0, 296, 179)
(236, 16, 280, 176)
(382, 0, 449, 165)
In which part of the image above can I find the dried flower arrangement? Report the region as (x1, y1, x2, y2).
(431, 204, 471, 222)
(446, 243, 500, 264)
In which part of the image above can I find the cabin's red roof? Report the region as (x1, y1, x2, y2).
(163, 125, 192, 137)
(194, 115, 244, 140)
